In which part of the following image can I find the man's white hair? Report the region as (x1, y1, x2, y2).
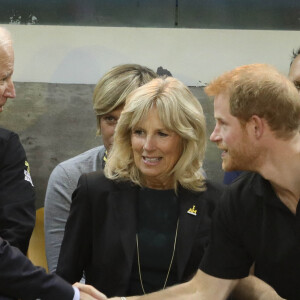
(0, 27, 12, 48)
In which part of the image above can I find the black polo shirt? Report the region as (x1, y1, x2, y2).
(200, 172, 300, 300)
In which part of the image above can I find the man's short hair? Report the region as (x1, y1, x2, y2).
(205, 64, 300, 139)
(0, 27, 11, 47)
(93, 64, 157, 135)
(0, 27, 12, 64)
(290, 47, 300, 66)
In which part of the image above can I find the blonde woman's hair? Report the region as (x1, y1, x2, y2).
(105, 77, 207, 192)
(93, 64, 157, 135)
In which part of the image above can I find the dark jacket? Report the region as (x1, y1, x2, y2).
(57, 171, 223, 297)
(0, 128, 73, 299)
(0, 237, 74, 299)
(0, 128, 35, 254)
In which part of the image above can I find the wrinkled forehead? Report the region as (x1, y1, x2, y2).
(0, 41, 14, 67)
(0, 34, 13, 53)
(0, 59, 14, 80)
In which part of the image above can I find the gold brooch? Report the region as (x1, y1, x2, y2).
(187, 205, 197, 216)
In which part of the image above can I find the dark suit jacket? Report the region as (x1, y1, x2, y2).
(57, 171, 223, 297)
(0, 237, 74, 300)
(0, 128, 35, 255)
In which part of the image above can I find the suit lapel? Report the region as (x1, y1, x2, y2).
(175, 187, 202, 280)
(112, 182, 139, 269)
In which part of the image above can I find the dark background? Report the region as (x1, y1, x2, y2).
(0, 0, 299, 30)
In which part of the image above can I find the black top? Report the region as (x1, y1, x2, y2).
(57, 171, 224, 297)
(200, 172, 300, 300)
(128, 188, 179, 295)
(0, 128, 35, 255)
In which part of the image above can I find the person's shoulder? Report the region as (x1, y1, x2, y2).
(179, 181, 224, 209)
(83, 169, 106, 181)
(0, 128, 24, 161)
(222, 172, 264, 213)
(60, 146, 104, 166)
(55, 145, 104, 172)
(80, 171, 120, 196)
(205, 180, 224, 193)
(200, 180, 225, 208)
(48, 146, 105, 189)
(228, 171, 261, 193)
(0, 127, 18, 143)
(82, 171, 133, 192)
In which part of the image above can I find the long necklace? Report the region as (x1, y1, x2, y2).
(135, 219, 179, 294)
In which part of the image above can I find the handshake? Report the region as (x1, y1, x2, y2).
(75, 283, 107, 300)
(76, 283, 131, 300)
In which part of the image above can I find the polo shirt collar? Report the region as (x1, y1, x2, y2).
(251, 173, 289, 212)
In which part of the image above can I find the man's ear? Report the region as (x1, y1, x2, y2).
(248, 115, 264, 139)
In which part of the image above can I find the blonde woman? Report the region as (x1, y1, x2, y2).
(57, 77, 223, 298)
(45, 64, 157, 273)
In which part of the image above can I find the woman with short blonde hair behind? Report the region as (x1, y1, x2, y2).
(45, 64, 157, 274)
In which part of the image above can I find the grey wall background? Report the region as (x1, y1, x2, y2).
(0, 82, 223, 209)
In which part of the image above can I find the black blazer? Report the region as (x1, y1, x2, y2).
(0, 237, 74, 300)
(0, 128, 35, 255)
(57, 171, 223, 297)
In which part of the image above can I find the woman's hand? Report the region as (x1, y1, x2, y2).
(73, 282, 108, 300)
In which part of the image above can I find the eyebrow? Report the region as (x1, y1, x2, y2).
(0, 70, 13, 79)
(215, 116, 227, 123)
(214, 116, 222, 121)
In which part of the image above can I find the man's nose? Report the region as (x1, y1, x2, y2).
(210, 126, 220, 143)
(4, 79, 16, 99)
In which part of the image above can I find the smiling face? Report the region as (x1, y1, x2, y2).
(289, 54, 300, 94)
(99, 105, 124, 152)
(0, 41, 16, 112)
(210, 93, 258, 171)
(131, 106, 182, 189)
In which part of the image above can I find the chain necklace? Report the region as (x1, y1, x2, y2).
(135, 219, 179, 294)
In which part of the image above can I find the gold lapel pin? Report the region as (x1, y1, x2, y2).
(187, 205, 197, 216)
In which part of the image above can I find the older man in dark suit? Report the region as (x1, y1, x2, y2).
(0, 27, 106, 300)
